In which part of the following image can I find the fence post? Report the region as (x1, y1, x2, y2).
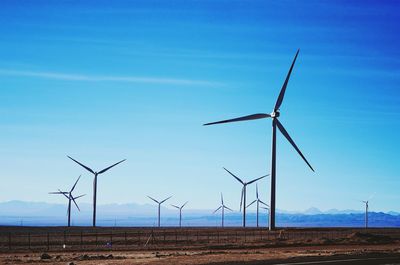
(80, 231, 83, 249)
(110, 231, 113, 247)
(8, 233, 11, 250)
(125, 232, 127, 246)
(63, 230, 66, 246)
(28, 233, 31, 250)
(96, 232, 98, 246)
(47, 232, 50, 251)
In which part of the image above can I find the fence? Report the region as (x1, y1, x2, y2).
(0, 227, 398, 252)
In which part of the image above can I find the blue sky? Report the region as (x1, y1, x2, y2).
(0, 0, 399, 213)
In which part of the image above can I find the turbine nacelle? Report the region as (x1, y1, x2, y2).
(270, 110, 280, 118)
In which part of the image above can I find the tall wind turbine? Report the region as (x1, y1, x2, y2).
(213, 193, 233, 227)
(171, 201, 188, 228)
(148, 196, 172, 227)
(49, 175, 85, 227)
(361, 193, 375, 229)
(67, 156, 126, 227)
(204, 50, 314, 230)
(246, 184, 269, 227)
(223, 167, 267, 227)
(362, 200, 369, 229)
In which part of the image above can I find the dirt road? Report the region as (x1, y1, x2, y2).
(0, 243, 399, 264)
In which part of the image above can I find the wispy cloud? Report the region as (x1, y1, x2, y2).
(0, 69, 222, 87)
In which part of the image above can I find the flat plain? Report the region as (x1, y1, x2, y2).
(0, 227, 400, 264)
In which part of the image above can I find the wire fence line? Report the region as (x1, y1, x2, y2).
(0, 227, 398, 252)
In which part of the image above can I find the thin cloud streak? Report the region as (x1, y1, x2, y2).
(0, 69, 222, 87)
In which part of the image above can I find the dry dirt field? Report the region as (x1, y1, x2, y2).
(0, 227, 400, 264)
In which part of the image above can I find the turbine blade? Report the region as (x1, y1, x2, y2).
(256, 183, 259, 199)
(224, 206, 233, 211)
(58, 189, 69, 194)
(147, 196, 159, 204)
(67, 156, 95, 174)
(259, 200, 269, 207)
(221, 193, 224, 205)
(70, 175, 81, 193)
(261, 206, 269, 210)
(223, 167, 244, 185)
(204, 113, 270, 126)
(368, 192, 376, 201)
(276, 119, 314, 172)
(160, 196, 172, 204)
(49, 191, 65, 194)
(274, 49, 300, 111)
(171, 204, 180, 209)
(247, 174, 268, 185)
(240, 187, 244, 211)
(182, 201, 188, 208)
(246, 200, 256, 208)
(71, 197, 80, 211)
(73, 194, 86, 200)
(213, 206, 222, 214)
(58, 189, 70, 200)
(98, 159, 126, 174)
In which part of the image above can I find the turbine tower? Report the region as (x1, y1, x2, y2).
(204, 50, 314, 230)
(148, 196, 172, 227)
(49, 175, 85, 227)
(362, 200, 369, 229)
(260, 206, 270, 228)
(67, 156, 126, 227)
(246, 184, 269, 227)
(223, 167, 267, 227)
(361, 193, 375, 229)
(213, 193, 233, 227)
(171, 201, 188, 228)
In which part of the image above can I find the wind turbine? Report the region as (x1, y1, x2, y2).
(148, 196, 172, 227)
(246, 184, 269, 227)
(49, 175, 85, 227)
(171, 201, 188, 228)
(361, 193, 375, 229)
(223, 167, 267, 227)
(213, 193, 233, 227)
(204, 50, 314, 230)
(67, 156, 126, 227)
(362, 200, 369, 229)
(260, 206, 270, 228)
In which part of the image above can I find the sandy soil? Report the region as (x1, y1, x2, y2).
(1, 244, 399, 265)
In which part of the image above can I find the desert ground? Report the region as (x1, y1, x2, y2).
(0, 227, 400, 264)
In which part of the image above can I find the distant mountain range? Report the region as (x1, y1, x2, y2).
(0, 200, 399, 227)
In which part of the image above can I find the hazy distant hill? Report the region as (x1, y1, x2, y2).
(0, 200, 399, 227)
